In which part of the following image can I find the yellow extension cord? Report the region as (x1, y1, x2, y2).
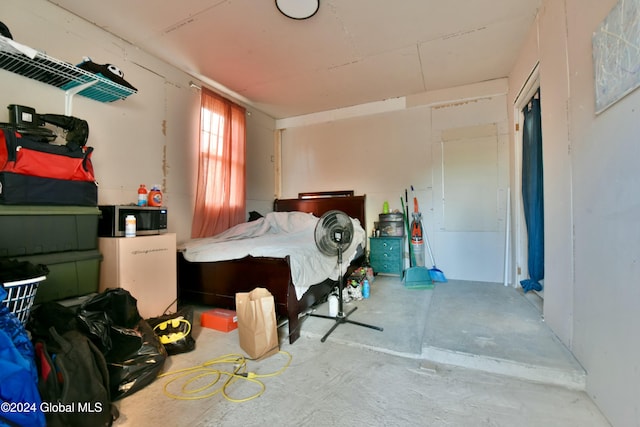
(157, 351, 292, 403)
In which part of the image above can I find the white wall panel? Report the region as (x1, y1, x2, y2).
(280, 87, 509, 281)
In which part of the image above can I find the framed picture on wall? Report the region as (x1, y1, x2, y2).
(593, 0, 640, 114)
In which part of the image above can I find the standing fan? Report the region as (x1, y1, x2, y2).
(310, 210, 383, 342)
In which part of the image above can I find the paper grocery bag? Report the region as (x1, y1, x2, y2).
(235, 287, 279, 360)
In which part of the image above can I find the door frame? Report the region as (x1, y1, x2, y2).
(513, 63, 540, 291)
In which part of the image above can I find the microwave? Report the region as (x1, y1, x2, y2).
(98, 205, 168, 237)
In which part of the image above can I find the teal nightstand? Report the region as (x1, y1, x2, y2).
(369, 236, 404, 275)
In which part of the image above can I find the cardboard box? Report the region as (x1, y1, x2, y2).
(201, 308, 238, 332)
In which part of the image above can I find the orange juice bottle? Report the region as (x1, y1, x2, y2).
(137, 184, 148, 206)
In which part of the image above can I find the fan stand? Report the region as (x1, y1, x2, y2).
(310, 245, 383, 343)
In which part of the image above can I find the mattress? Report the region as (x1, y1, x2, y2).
(180, 211, 366, 299)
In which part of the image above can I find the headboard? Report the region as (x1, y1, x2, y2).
(274, 191, 366, 226)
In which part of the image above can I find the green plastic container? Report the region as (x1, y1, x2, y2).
(9, 250, 102, 303)
(0, 205, 100, 257)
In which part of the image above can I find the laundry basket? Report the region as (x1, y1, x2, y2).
(1, 275, 46, 325)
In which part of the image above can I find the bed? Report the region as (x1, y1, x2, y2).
(177, 191, 367, 344)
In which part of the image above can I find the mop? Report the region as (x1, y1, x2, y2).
(401, 193, 433, 289)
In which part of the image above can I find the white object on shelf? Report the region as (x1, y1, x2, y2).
(125, 215, 136, 238)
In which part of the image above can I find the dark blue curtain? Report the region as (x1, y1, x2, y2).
(520, 94, 544, 293)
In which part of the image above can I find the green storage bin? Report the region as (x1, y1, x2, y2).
(9, 250, 102, 303)
(0, 205, 100, 257)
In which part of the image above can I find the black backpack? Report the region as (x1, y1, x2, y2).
(34, 327, 118, 427)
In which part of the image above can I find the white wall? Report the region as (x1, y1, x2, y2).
(567, 1, 640, 425)
(246, 111, 278, 215)
(278, 80, 510, 282)
(509, 1, 640, 425)
(0, 0, 276, 245)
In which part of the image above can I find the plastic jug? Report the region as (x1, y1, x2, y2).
(148, 185, 163, 207)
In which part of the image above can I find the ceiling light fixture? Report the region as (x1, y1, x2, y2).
(275, 0, 319, 20)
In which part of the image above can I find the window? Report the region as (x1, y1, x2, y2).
(191, 88, 246, 238)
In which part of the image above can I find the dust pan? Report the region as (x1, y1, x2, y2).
(424, 230, 447, 282)
(403, 266, 434, 289)
(428, 266, 447, 283)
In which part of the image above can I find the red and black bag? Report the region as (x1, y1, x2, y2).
(0, 127, 97, 205)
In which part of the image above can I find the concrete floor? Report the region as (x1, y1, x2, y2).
(112, 277, 611, 427)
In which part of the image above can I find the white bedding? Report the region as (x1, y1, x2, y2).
(180, 211, 366, 300)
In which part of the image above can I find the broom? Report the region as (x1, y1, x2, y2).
(401, 194, 413, 266)
(421, 213, 447, 283)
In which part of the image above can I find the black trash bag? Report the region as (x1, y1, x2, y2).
(146, 306, 196, 355)
(76, 289, 140, 352)
(104, 320, 166, 400)
(77, 289, 167, 401)
(81, 287, 141, 328)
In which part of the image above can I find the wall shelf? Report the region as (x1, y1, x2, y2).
(0, 36, 136, 112)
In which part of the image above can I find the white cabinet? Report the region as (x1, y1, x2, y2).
(99, 233, 177, 319)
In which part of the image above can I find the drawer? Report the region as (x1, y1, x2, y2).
(371, 260, 402, 275)
(370, 251, 401, 265)
(369, 237, 403, 254)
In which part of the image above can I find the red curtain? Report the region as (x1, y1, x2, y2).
(191, 88, 246, 238)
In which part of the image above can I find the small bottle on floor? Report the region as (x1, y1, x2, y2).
(362, 279, 370, 299)
(328, 295, 338, 316)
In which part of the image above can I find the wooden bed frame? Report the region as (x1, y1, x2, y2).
(177, 191, 366, 344)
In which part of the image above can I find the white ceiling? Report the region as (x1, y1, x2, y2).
(48, 0, 540, 119)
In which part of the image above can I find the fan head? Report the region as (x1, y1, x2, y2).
(314, 210, 354, 256)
